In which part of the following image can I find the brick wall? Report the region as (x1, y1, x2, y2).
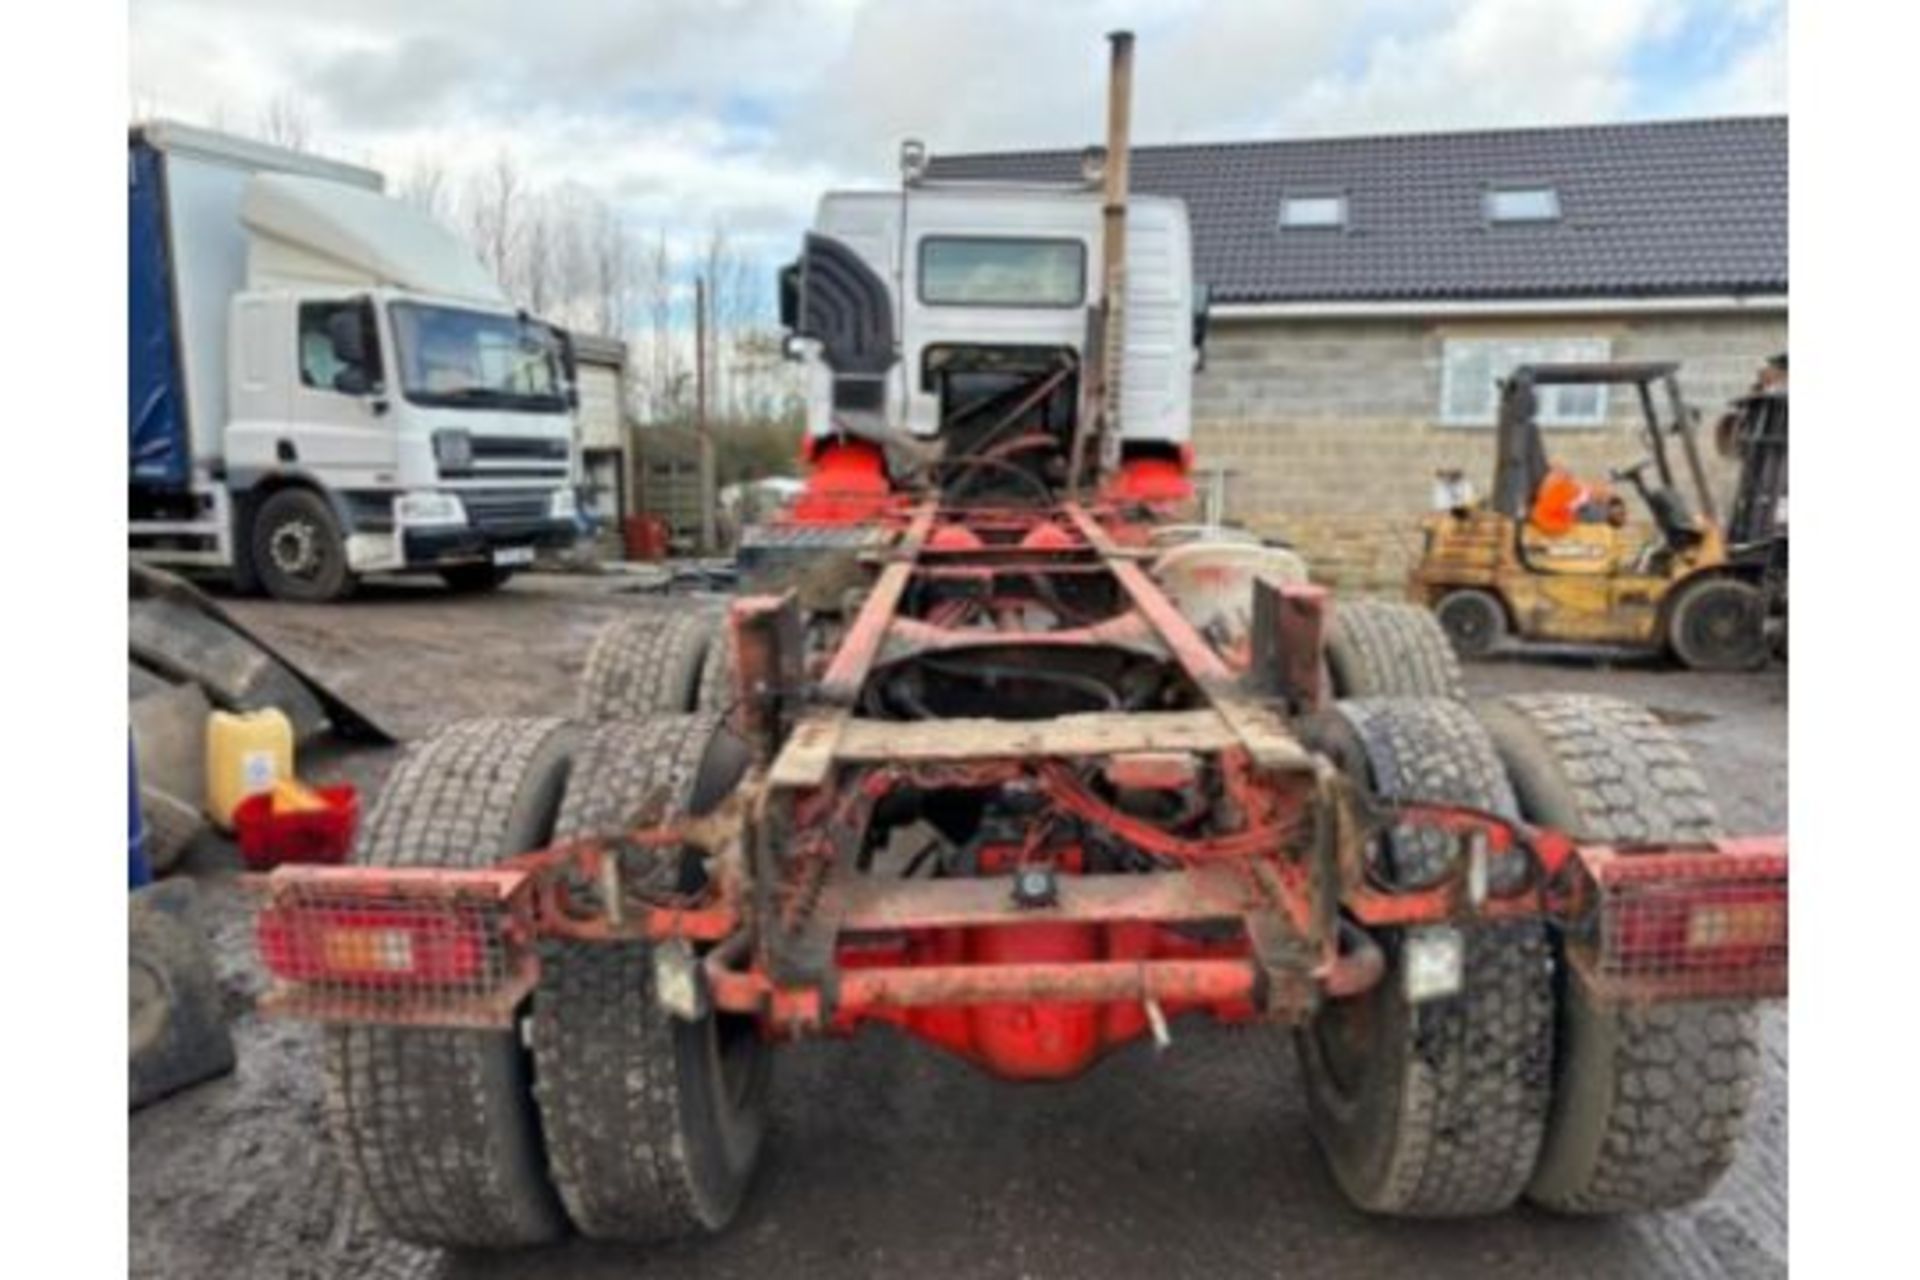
(1190, 310, 1789, 590)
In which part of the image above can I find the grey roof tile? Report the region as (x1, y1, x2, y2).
(926, 117, 1787, 304)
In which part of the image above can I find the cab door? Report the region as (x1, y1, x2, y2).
(283, 295, 399, 487)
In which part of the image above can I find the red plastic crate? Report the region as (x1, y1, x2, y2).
(234, 785, 359, 870)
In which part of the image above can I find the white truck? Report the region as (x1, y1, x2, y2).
(129, 122, 582, 601)
(774, 153, 1205, 514)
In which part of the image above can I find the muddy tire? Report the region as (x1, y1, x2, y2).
(1327, 600, 1466, 699)
(1297, 697, 1553, 1217)
(251, 487, 357, 602)
(530, 715, 767, 1242)
(323, 718, 577, 1248)
(1666, 577, 1769, 672)
(1433, 589, 1508, 660)
(577, 611, 716, 719)
(696, 619, 739, 715)
(1477, 693, 1760, 1214)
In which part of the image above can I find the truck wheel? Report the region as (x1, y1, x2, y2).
(1433, 589, 1507, 660)
(322, 717, 577, 1247)
(1326, 600, 1466, 699)
(577, 610, 716, 719)
(1477, 693, 1760, 1214)
(251, 487, 357, 602)
(441, 564, 515, 593)
(1666, 577, 1769, 671)
(530, 715, 767, 1242)
(1297, 697, 1553, 1217)
(697, 619, 739, 714)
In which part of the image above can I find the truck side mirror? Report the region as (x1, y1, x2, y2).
(327, 307, 369, 368)
(1192, 283, 1213, 372)
(778, 262, 800, 330)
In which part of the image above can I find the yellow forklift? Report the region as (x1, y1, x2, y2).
(1410, 361, 1771, 670)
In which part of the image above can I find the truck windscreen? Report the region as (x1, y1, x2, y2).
(389, 303, 567, 411)
(919, 238, 1086, 307)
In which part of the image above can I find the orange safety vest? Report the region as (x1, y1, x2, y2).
(1530, 468, 1589, 537)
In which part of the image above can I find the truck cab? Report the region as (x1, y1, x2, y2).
(779, 169, 1202, 514)
(129, 123, 581, 600)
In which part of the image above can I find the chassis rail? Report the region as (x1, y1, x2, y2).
(255, 501, 1788, 1078)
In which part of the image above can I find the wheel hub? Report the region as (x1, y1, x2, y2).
(268, 520, 322, 578)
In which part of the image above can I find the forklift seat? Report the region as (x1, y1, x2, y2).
(1645, 486, 1704, 550)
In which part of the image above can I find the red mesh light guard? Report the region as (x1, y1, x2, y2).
(256, 866, 537, 1028)
(1575, 837, 1787, 1001)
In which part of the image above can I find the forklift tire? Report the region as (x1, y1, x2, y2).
(251, 487, 357, 603)
(1297, 698, 1553, 1217)
(440, 564, 516, 593)
(1433, 589, 1508, 660)
(531, 715, 767, 1242)
(577, 610, 717, 719)
(1666, 577, 1769, 672)
(1477, 693, 1761, 1214)
(1326, 600, 1466, 699)
(322, 717, 577, 1248)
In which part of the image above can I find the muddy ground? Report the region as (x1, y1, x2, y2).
(130, 575, 1787, 1280)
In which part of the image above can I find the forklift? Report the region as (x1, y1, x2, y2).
(1410, 361, 1771, 670)
(1715, 354, 1788, 654)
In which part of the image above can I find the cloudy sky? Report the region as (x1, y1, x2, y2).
(129, 0, 1785, 274)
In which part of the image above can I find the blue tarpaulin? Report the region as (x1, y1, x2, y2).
(129, 143, 189, 489)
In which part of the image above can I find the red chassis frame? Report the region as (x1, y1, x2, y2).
(256, 491, 1788, 1081)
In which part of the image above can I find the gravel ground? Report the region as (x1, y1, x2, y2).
(129, 576, 1787, 1280)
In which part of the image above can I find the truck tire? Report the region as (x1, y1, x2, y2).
(1327, 600, 1466, 699)
(1666, 577, 1769, 671)
(1477, 693, 1760, 1214)
(251, 487, 357, 603)
(576, 611, 716, 719)
(697, 619, 739, 715)
(322, 717, 577, 1248)
(1433, 589, 1508, 660)
(1297, 697, 1553, 1217)
(530, 715, 768, 1242)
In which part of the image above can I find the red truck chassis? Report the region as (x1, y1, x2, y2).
(256, 498, 1785, 1083)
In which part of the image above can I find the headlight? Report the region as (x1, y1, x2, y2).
(395, 491, 468, 527)
(548, 488, 579, 520)
(432, 429, 473, 474)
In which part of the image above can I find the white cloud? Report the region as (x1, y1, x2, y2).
(129, 0, 1787, 268)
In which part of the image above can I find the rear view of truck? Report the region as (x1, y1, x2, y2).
(249, 31, 1786, 1252)
(128, 123, 581, 601)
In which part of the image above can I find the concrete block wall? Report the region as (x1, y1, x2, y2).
(1191, 310, 1788, 590)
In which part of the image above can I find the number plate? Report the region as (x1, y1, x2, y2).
(492, 546, 536, 568)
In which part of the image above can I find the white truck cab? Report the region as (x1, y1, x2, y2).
(129, 123, 581, 600)
(776, 169, 1204, 512)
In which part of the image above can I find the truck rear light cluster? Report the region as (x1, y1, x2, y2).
(258, 905, 488, 986)
(1585, 841, 1787, 999)
(253, 867, 537, 1027)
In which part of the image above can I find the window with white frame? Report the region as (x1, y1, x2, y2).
(1439, 336, 1612, 427)
(1280, 194, 1347, 229)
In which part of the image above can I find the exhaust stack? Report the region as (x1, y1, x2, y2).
(1073, 29, 1135, 492)
(1099, 30, 1135, 465)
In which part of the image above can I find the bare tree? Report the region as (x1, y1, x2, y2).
(465, 150, 523, 286)
(397, 155, 451, 222)
(256, 94, 314, 151)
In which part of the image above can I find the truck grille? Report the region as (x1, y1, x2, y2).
(460, 489, 551, 531)
(472, 436, 568, 462)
